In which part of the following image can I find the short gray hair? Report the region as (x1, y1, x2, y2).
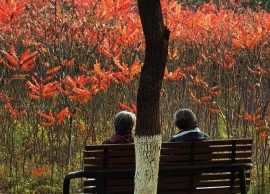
(174, 108, 197, 129)
(114, 111, 136, 135)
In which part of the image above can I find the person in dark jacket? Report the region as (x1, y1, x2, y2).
(102, 111, 136, 144)
(168, 108, 211, 142)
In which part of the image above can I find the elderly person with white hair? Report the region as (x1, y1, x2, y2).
(102, 111, 136, 144)
(168, 108, 211, 142)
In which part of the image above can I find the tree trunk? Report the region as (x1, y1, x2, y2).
(135, 0, 170, 193)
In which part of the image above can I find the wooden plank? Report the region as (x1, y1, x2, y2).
(85, 144, 134, 150)
(159, 173, 240, 182)
(160, 153, 250, 161)
(84, 163, 136, 171)
(84, 153, 251, 163)
(84, 156, 135, 165)
(84, 165, 104, 170)
(84, 179, 95, 186)
(161, 139, 252, 148)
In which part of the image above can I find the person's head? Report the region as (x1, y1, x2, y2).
(174, 108, 197, 129)
(114, 111, 136, 135)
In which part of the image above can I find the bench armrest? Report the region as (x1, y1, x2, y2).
(63, 171, 95, 194)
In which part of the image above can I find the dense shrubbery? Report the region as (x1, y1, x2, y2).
(0, 0, 269, 193)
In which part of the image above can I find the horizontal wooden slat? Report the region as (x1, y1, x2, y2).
(161, 139, 252, 148)
(84, 153, 251, 165)
(156, 188, 241, 194)
(84, 181, 250, 194)
(84, 156, 135, 165)
(84, 163, 136, 171)
(101, 181, 242, 192)
(85, 143, 134, 150)
(161, 145, 252, 155)
(84, 150, 135, 158)
(84, 139, 252, 152)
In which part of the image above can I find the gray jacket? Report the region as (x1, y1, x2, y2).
(168, 126, 211, 142)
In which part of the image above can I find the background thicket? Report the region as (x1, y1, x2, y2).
(0, 0, 269, 193)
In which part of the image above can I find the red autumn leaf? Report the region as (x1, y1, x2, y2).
(231, 38, 244, 48)
(21, 63, 36, 72)
(209, 108, 221, 114)
(44, 75, 55, 81)
(129, 60, 142, 76)
(62, 75, 76, 87)
(113, 57, 124, 70)
(228, 86, 236, 91)
(46, 66, 62, 74)
(130, 102, 137, 113)
(40, 122, 52, 127)
(0, 93, 12, 102)
(76, 75, 91, 87)
(3, 51, 19, 68)
(42, 91, 56, 98)
(189, 91, 196, 99)
(118, 102, 134, 113)
(19, 50, 38, 64)
(61, 58, 75, 67)
(209, 91, 222, 96)
(25, 80, 39, 93)
(17, 109, 27, 118)
(37, 111, 55, 122)
(2, 61, 16, 71)
(10, 4, 25, 20)
(27, 92, 40, 99)
(6, 103, 16, 114)
(236, 113, 242, 119)
(0, 7, 9, 23)
(42, 81, 58, 93)
(9, 45, 16, 56)
(98, 45, 113, 58)
(69, 95, 89, 100)
(57, 117, 65, 125)
(73, 87, 91, 96)
(56, 107, 72, 120)
(201, 96, 211, 102)
(93, 63, 106, 78)
(244, 112, 253, 121)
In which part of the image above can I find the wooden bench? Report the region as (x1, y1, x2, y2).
(63, 139, 253, 194)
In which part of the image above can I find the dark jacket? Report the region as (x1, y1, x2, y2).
(102, 133, 134, 144)
(167, 126, 211, 142)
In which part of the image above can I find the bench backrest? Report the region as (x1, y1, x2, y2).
(83, 139, 252, 193)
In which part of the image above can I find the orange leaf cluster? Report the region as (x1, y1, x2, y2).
(32, 167, 51, 177)
(0, 0, 25, 23)
(119, 101, 137, 113)
(244, 112, 261, 122)
(5, 103, 26, 119)
(1, 46, 40, 72)
(25, 77, 59, 99)
(38, 107, 73, 127)
(164, 67, 186, 81)
(244, 108, 261, 122)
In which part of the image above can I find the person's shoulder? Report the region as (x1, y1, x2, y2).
(167, 138, 175, 142)
(202, 133, 211, 140)
(102, 139, 110, 144)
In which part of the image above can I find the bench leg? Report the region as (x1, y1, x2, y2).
(239, 168, 247, 194)
(96, 174, 103, 194)
(63, 175, 72, 194)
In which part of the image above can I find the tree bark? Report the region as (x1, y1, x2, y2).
(135, 0, 170, 193)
